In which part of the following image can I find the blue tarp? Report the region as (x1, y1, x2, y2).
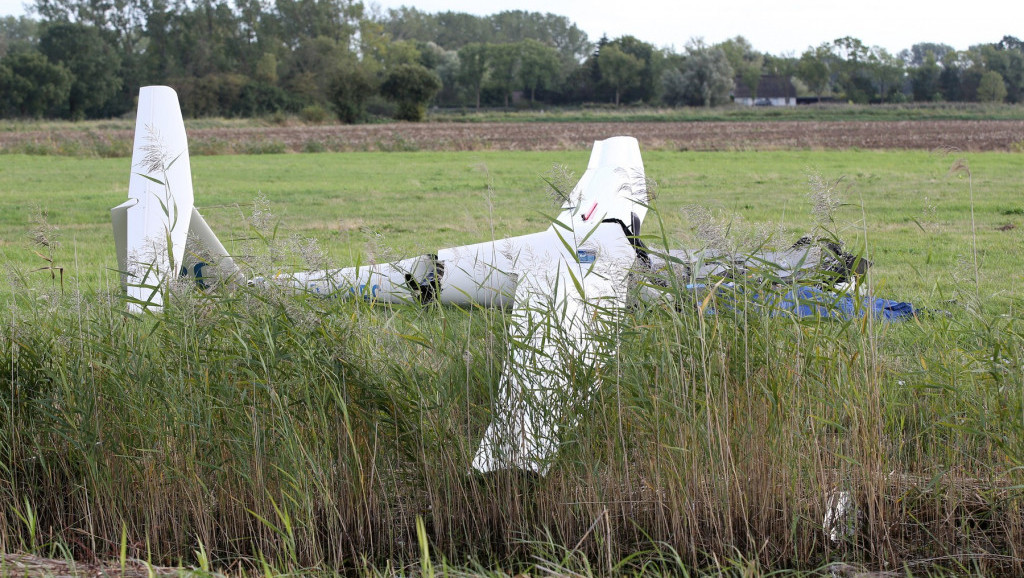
(758, 285, 917, 321)
(688, 284, 918, 321)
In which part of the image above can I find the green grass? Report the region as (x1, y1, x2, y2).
(1, 149, 1020, 309)
(0, 149, 1022, 576)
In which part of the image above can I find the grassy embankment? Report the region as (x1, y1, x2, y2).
(0, 149, 1022, 575)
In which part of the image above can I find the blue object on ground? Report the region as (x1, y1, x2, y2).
(758, 285, 916, 321)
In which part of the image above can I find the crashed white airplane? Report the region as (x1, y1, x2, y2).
(112, 86, 649, 474)
(113, 86, 919, 477)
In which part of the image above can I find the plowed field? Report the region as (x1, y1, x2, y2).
(3, 120, 1023, 154)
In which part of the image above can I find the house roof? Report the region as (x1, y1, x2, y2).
(733, 75, 795, 99)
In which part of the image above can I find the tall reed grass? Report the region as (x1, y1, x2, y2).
(0, 195, 1021, 575)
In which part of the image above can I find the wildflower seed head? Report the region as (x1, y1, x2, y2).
(28, 206, 60, 250)
(807, 171, 844, 227)
(137, 124, 173, 175)
(682, 204, 732, 251)
(363, 227, 398, 265)
(249, 193, 275, 234)
(948, 158, 971, 178)
(544, 163, 576, 207)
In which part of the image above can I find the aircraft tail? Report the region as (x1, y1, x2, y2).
(113, 86, 239, 309)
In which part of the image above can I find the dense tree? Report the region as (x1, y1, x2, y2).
(33, 0, 147, 53)
(38, 22, 122, 118)
(516, 38, 559, 102)
(486, 43, 520, 107)
(902, 42, 955, 67)
(603, 35, 660, 104)
(977, 70, 1008, 102)
(677, 40, 734, 107)
(910, 51, 942, 101)
(867, 48, 905, 102)
(719, 36, 763, 101)
(0, 16, 39, 58)
(797, 44, 832, 100)
(330, 60, 375, 122)
(279, 35, 352, 105)
(417, 41, 460, 106)
(597, 44, 641, 106)
(273, 0, 362, 48)
(659, 66, 687, 107)
(939, 50, 965, 101)
(380, 8, 591, 64)
(380, 62, 441, 121)
(0, 50, 71, 117)
(5, 1, 1024, 119)
(831, 36, 875, 102)
(979, 40, 1024, 102)
(457, 42, 488, 109)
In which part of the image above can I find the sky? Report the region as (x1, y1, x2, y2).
(3, 0, 1021, 56)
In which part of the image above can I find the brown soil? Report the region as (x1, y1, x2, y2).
(2, 120, 1023, 154)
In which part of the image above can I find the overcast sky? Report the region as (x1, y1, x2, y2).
(3, 0, 1021, 56)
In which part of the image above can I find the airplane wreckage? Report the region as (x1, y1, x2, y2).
(112, 87, 916, 534)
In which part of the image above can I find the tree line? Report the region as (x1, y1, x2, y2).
(1, 1, 1022, 121)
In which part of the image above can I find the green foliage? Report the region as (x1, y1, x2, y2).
(910, 51, 942, 102)
(0, 50, 71, 118)
(254, 52, 279, 85)
(298, 104, 330, 123)
(329, 61, 375, 123)
(719, 36, 764, 100)
(237, 82, 302, 117)
(274, 0, 362, 48)
(485, 43, 520, 107)
(280, 35, 352, 106)
(0, 15, 39, 59)
(597, 44, 641, 106)
(797, 44, 832, 100)
(673, 40, 734, 107)
(457, 42, 488, 109)
(381, 8, 592, 64)
(978, 39, 1024, 103)
(3, 0, 1024, 119)
(380, 63, 441, 121)
(595, 35, 661, 105)
(977, 70, 1008, 102)
(38, 22, 122, 119)
(171, 73, 253, 117)
(516, 38, 560, 102)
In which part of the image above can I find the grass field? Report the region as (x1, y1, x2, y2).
(0, 148, 1022, 575)
(1, 149, 1021, 308)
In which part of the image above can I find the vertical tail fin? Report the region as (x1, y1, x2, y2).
(117, 85, 195, 311)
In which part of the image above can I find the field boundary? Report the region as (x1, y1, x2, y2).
(2, 120, 1024, 156)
